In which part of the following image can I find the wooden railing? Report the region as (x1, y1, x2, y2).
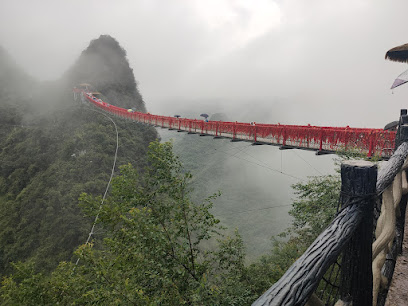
(253, 111, 408, 306)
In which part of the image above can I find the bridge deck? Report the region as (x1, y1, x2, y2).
(75, 90, 397, 159)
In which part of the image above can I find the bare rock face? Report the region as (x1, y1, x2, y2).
(64, 35, 146, 111)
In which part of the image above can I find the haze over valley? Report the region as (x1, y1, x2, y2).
(0, 1, 406, 304)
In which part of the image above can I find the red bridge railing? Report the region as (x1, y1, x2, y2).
(77, 90, 396, 158)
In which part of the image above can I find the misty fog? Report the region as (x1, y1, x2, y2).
(2, 0, 408, 128)
(1, 0, 407, 261)
(158, 128, 336, 258)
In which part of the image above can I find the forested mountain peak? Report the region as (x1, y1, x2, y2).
(0, 34, 339, 304)
(0, 36, 156, 276)
(64, 35, 146, 111)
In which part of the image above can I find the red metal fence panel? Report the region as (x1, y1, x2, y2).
(80, 91, 396, 158)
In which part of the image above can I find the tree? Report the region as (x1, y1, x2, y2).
(1, 141, 252, 305)
(288, 175, 341, 245)
(1, 140, 345, 305)
(245, 174, 341, 296)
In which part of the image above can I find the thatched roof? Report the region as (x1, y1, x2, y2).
(385, 43, 408, 63)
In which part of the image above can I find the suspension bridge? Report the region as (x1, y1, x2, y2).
(70, 40, 408, 306)
(73, 85, 408, 305)
(74, 87, 396, 159)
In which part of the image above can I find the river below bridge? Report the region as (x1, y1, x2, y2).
(158, 128, 337, 260)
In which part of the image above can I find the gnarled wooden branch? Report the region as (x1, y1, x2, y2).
(253, 161, 377, 306)
(376, 142, 408, 194)
(372, 157, 408, 305)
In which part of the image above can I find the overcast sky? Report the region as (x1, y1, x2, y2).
(1, 0, 408, 127)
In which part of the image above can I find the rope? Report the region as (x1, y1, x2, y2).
(75, 107, 119, 265)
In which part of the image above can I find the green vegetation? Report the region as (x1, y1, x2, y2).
(0, 106, 157, 275)
(287, 175, 340, 244)
(0, 35, 343, 305)
(1, 141, 253, 305)
(243, 174, 340, 295)
(0, 140, 341, 305)
(159, 130, 298, 260)
(0, 34, 156, 278)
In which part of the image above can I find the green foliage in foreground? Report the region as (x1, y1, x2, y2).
(288, 175, 341, 245)
(1, 141, 254, 305)
(0, 140, 342, 305)
(245, 174, 341, 295)
(0, 105, 157, 276)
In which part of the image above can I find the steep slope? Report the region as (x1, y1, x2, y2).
(0, 37, 156, 275)
(0, 46, 36, 156)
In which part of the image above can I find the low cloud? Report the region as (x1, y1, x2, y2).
(1, 0, 407, 127)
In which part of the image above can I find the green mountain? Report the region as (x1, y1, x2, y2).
(0, 36, 157, 275)
(64, 35, 145, 111)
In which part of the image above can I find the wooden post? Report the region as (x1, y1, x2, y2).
(376, 124, 408, 305)
(395, 109, 407, 149)
(253, 161, 377, 306)
(339, 160, 377, 306)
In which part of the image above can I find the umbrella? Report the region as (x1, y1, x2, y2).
(174, 114, 181, 118)
(200, 113, 209, 118)
(390, 69, 408, 89)
(384, 120, 399, 131)
(385, 43, 408, 63)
